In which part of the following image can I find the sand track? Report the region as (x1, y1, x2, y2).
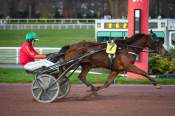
(0, 84, 175, 116)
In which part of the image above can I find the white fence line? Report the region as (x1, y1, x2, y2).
(0, 24, 95, 30)
(0, 47, 61, 64)
(0, 19, 96, 24)
(0, 19, 95, 30)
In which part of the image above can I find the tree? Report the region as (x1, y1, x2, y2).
(63, 0, 75, 18)
(107, 0, 127, 18)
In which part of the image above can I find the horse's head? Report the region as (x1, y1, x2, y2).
(148, 30, 167, 56)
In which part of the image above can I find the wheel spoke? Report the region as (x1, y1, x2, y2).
(48, 87, 58, 92)
(59, 90, 63, 95)
(45, 92, 52, 100)
(37, 89, 43, 100)
(48, 77, 51, 85)
(32, 86, 40, 90)
(47, 82, 57, 90)
(35, 78, 42, 88)
(57, 81, 70, 99)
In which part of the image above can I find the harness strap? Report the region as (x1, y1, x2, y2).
(108, 54, 115, 70)
(128, 52, 138, 56)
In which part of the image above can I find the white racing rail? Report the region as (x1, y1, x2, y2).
(0, 47, 61, 64)
(0, 19, 95, 30)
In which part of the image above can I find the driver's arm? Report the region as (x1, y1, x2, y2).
(25, 46, 46, 60)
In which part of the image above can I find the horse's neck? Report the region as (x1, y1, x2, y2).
(129, 37, 148, 53)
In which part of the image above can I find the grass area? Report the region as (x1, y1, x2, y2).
(1, 68, 175, 84)
(0, 68, 107, 84)
(0, 68, 33, 83)
(0, 29, 95, 47)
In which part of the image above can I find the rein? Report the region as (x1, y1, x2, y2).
(68, 42, 156, 56)
(125, 44, 156, 53)
(55, 37, 158, 59)
(78, 40, 156, 53)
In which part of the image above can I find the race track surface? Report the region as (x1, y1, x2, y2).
(0, 84, 175, 116)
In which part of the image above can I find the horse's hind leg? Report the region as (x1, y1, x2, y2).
(96, 71, 119, 91)
(126, 64, 161, 89)
(78, 64, 96, 92)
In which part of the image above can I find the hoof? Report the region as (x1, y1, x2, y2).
(86, 89, 92, 93)
(86, 87, 98, 93)
(155, 84, 162, 89)
(88, 90, 98, 95)
(80, 92, 98, 100)
(86, 90, 98, 96)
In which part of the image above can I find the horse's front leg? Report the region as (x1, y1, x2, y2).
(126, 64, 161, 89)
(96, 71, 119, 91)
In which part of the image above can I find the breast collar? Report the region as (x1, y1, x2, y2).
(128, 51, 138, 56)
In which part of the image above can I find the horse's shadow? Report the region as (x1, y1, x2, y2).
(54, 94, 119, 103)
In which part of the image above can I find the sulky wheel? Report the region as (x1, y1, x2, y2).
(57, 77, 71, 99)
(32, 74, 60, 103)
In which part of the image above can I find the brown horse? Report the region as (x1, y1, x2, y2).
(50, 32, 166, 94)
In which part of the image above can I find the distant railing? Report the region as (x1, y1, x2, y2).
(0, 19, 95, 30)
(0, 47, 61, 64)
(0, 24, 95, 30)
(0, 19, 95, 24)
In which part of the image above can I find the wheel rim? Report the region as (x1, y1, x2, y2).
(32, 74, 59, 103)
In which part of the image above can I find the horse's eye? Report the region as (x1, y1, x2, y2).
(154, 40, 159, 44)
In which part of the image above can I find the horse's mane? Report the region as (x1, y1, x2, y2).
(126, 33, 146, 44)
(78, 40, 99, 46)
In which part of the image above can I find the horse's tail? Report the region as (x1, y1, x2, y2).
(57, 45, 70, 62)
(47, 45, 70, 63)
(58, 45, 70, 56)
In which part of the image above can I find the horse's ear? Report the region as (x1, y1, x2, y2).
(148, 30, 154, 40)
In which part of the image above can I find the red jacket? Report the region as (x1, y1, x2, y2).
(19, 41, 46, 65)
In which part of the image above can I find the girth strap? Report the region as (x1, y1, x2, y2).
(108, 55, 115, 70)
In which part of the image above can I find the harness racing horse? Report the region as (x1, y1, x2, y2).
(50, 32, 166, 95)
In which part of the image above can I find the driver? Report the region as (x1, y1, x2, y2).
(19, 32, 46, 66)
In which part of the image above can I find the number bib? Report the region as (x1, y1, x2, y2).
(106, 43, 117, 54)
